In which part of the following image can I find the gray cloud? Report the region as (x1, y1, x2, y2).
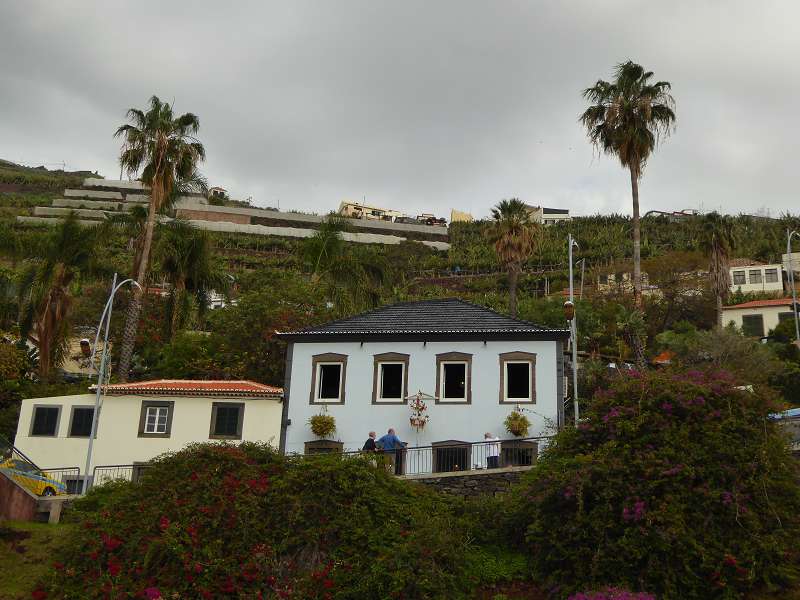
(1, 1, 798, 219)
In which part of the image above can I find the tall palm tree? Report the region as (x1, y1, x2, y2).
(17, 214, 99, 378)
(487, 199, 537, 317)
(114, 96, 206, 381)
(157, 220, 230, 339)
(581, 61, 676, 308)
(699, 212, 735, 328)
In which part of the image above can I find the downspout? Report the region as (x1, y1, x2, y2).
(278, 342, 294, 454)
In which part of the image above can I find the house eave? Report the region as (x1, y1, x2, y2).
(275, 330, 570, 343)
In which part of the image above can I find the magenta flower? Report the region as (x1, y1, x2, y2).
(144, 588, 162, 599)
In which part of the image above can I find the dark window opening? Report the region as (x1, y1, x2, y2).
(741, 314, 765, 337)
(779, 311, 796, 323)
(765, 269, 779, 283)
(443, 363, 466, 399)
(733, 270, 746, 285)
(212, 405, 242, 437)
(318, 364, 342, 399)
(31, 407, 59, 436)
(69, 408, 95, 437)
(380, 363, 403, 399)
(749, 269, 762, 284)
(506, 363, 531, 399)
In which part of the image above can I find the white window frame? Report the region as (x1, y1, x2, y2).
(765, 268, 779, 283)
(144, 406, 169, 434)
(748, 269, 762, 284)
(732, 270, 746, 285)
(439, 361, 469, 403)
(377, 362, 405, 402)
(316, 362, 344, 403)
(504, 360, 534, 403)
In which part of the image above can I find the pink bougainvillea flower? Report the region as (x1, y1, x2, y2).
(144, 588, 162, 599)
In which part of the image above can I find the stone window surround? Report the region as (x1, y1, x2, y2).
(209, 402, 245, 440)
(67, 405, 98, 438)
(499, 351, 537, 404)
(309, 353, 348, 404)
(29, 404, 61, 437)
(435, 351, 472, 404)
(372, 352, 410, 404)
(137, 400, 175, 438)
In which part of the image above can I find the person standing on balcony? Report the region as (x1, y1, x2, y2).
(485, 432, 501, 469)
(362, 431, 378, 452)
(377, 428, 406, 475)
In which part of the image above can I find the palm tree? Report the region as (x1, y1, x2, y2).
(114, 96, 206, 381)
(581, 61, 676, 308)
(699, 212, 735, 328)
(157, 220, 230, 339)
(17, 214, 99, 378)
(487, 199, 537, 317)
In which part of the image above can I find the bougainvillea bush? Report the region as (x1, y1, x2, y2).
(510, 370, 800, 600)
(41, 444, 475, 599)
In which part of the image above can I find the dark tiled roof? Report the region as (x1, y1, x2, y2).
(277, 299, 569, 341)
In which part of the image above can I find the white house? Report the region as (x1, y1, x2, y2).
(13, 380, 283, 488)
(729, 259, 784, 294)
(722, 298, 799, 338)
(276, 299, 569, 472)
(524, 205, 571, 225)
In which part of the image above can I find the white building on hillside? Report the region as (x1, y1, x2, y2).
(13, 380, 283, 489)
(338, 201, 405, 222)
(729, 259, 783, 294)
(721, 298, 798, 338)
(525, 205, 571, 225)
(276, 299, 569, 472)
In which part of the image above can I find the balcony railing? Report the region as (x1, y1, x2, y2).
(0, 434, 82, 495)
(86, 436, 550, 490)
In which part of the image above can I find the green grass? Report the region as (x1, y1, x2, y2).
(0, 521, 74, 599)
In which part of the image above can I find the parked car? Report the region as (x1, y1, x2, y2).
(0, 458, 66, 496)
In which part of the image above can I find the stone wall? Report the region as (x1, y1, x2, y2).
(403, 466, 531, 497)
(0, 471, 37, 521)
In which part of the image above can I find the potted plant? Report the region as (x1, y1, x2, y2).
(409, 391, 430, 432)
(308, 413, 336, 438)
(504, 410, 530, 437)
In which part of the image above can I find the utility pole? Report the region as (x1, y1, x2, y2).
(568, 234, 580, 423)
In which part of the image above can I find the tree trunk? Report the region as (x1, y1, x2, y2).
(169, 279, 185, 341)
(508, 269, 519, 317)
(716, 293, 723, 329)
(116, 184, 160, 381)
(630, 165, 642, 309)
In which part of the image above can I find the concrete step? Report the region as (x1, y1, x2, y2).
(52, 198, 123, 210)
(64, 189, 123, 200)
(82, 178, 146, 191)
(17, 216, 102, 227)
(34, 206, 109, 220)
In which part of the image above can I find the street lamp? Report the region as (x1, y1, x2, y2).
(787, 230, 800, 344)
(567, 233, 580, 424)
(82, 274, 142, 493)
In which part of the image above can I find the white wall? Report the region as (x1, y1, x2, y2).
(14, 394, 283, 471)
(722, 304, 793, 336)
(284, 339, 560, 454)
(729, 264, 783, 294)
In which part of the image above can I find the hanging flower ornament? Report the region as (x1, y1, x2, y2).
(408, 391, 431, 431)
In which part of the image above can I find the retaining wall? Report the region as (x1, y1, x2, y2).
(403, 466, 531, 497)
(0, 471, 37, 521)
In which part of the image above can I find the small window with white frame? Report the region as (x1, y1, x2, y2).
(372, 352, 409, 404)
(499, 352, 537, 403)
(765, 268, 779, 283)
(436, 352, 472, 403)
(732, 270, 746, 285)
(138, 401, 174, 438)
(749, 269, 762, 284)
(310, 353, 347, 404)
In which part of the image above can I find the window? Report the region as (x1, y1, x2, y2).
(499, 352, 537, 403)
(372, 352, 409, 403)
(210, 403, 244, 439)
(68, 406, 96, 437)
(741, 314, 765, 338)
(310, 353, 347, 404)
(137, 401, 174, 438)
(30, 406, 60, 437)
(599, 274, 609, 285)
(436, 352, 472, 403)
(733, 270, 746, 285)
(779, 311, 796, 323)
(765, 268, 779, 283)
(749, 269, 762, 284)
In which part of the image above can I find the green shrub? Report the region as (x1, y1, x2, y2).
(509, 370, 800, 599)
(43, 443, 478, 599)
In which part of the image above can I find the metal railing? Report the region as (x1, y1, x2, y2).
(0, 435, 81, 495)
(312, 436, 548, 477)
(91, 463, 152, 488)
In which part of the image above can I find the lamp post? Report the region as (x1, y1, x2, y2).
(82, 274, 142, 493)
(567, 233, 580, 424)
(787, 229, 800, 344)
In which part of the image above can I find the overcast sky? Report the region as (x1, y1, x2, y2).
(1, 1, 798, 219)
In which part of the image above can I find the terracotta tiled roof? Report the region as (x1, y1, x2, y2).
(723, 298, 796, 310)
(729, 258, 764, 268)
(92, 379, 283, 398)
